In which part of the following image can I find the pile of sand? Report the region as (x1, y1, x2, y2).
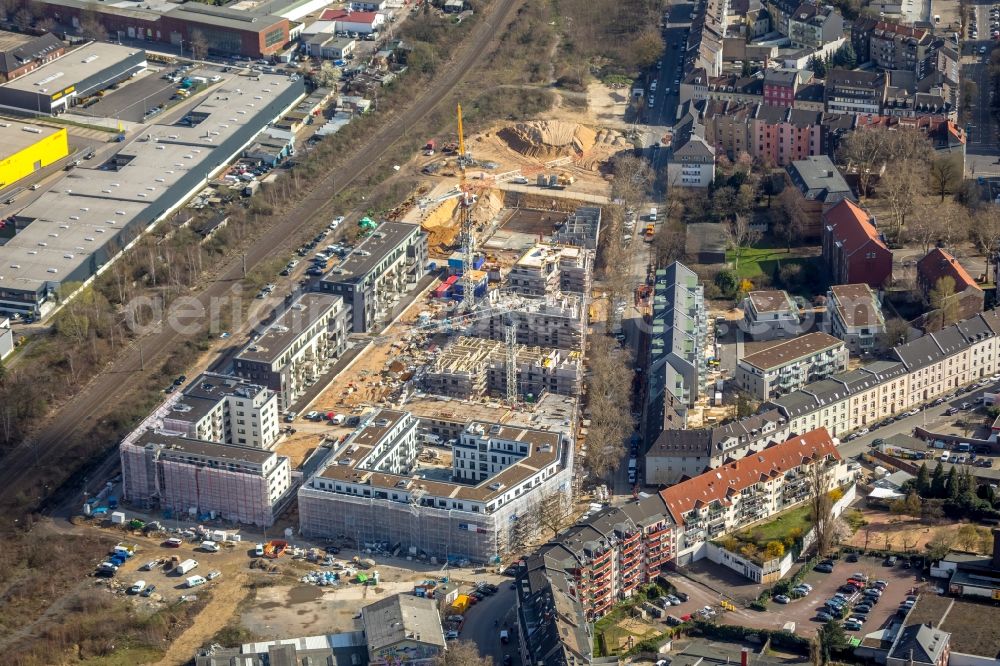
(420, 188, 503, 256)
(498, 121, 597, 160)
(497, 120, 631, 169)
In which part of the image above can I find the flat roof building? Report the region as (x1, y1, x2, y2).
(233, 293, 349, 411)
(0, 42, 147, 114)
(742, 289, 801, 340)
(362, 595, 446, 665)
(0, 73, 305, 317)
(318, 221, 427, 333)
(0, 32, 66, 82)
(0, 123, 69, 191)
(298, 409, 574, 563)
(736, 331, 848, 399)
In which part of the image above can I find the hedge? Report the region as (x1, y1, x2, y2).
(690, 621, 810, 654)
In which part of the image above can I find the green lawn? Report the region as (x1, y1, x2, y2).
(740, 504, 813, 546)
(726, 246, 799, 279)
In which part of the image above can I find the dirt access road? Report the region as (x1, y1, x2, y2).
(0, 0, 529, 513)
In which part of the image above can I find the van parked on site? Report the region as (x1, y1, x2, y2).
(186, 575, 207, 588)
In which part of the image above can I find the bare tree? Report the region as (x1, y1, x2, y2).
(78, 11, 108, 41)
(878, 159, 922, 236)
(610, 154, 654, 211)
(435, 641, 493, 666)
(533, 487, 572, 539)
(189, 29, 209, 61)
(808, 458, 836, 557)
(878, 317, 912, 350)
(722, 214, 761, 273)
(928, 275, 960, 330)
(838, 127, 887, 199)
(928, 155, 963, 202)
(314, 61, 341, 89)
(771, 187, 809, 250)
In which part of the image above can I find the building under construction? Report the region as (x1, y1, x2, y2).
(469, 293, 586, 351)
(507, 243, 594, 297)
(297, 409, 574, 563)
(422, 336, 583, 401)
(119, 373, 291, 526)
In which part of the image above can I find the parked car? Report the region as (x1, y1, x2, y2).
(815, 563, 834, 573)
(846, 553, 859, 562)
(676, 591, 689, 602)
(141, 584, 156, 597)
(816, 611, 834, 622)
(884, 556, 898, 566)
(774, 594, 791, 604)
(128, 580, 147, 595)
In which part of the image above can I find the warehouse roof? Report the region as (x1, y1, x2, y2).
(1, 42, 143, 94)
(362, 594, 445, 653)
(0, 73, 302, 295)
(0, 122, 63, 158)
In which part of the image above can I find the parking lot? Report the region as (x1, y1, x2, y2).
(74, 70, 181, 123)
(752, 555, 921, 635)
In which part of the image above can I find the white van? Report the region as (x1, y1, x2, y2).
(175, 559, 199, 575)
(200, 541, 220, 553)
(649, 207, 658, 221)
(186, 575, 207, 588)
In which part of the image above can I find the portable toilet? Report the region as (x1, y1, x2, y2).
(111, 511, 126, 524)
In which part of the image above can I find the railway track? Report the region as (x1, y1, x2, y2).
(0, 0, 526, 511)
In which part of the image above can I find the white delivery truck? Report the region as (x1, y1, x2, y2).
(176, 558, 199, 575)
(186, 575, 207, 588)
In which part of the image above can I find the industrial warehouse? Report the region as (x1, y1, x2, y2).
(0, 71, 305, 316)
(0, 42, 147, 114)
(0, 122, 68, 190)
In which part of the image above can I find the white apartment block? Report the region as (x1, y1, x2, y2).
(736, 332, 848, 400)
(233, 293, 349, 411)
(827, 284, 886, 355)
(162, 373, 280, 450)
(298, 410, 574, 563)
(742, 290, 801, 341)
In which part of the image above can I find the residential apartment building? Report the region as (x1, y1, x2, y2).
(785, 156, 856, 236)
(233, 293, 349, 411)
(318, 222, 427, 333)
(821, 199, 893, 288)
(679, 69, 765, 108)
(824, 69, 888, 115)
(742, 290, 801, 340)
(786, 3, 844, 49)
(736, 332, 849, 399)
(916, 248, 985, 325)
(645, 262, 707, 438)
(827, 284, 886, 355)
(507, 244, 594, 297)
(121, 430, 292, 527)
(752, 105, 824, 167)
(162, 373, 280, 450)
(645, 409, 790, 485)
(660, 428, 849, 564)
(763, 68, 813, 107)
(0, 32, 65, 82)
(666, 135, 716, 188)
(852, 19, 939, 80)
(298, 410, 574, 563)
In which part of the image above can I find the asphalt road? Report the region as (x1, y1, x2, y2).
(964, 2, 1000, 177)
(0, 0, 528, 513)
(643, 1, 693, 127)
(460, 583, 520, 665)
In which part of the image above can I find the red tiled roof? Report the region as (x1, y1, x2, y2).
(823, 199, 887, 256)
(319, 8, 380, 23)
(917, 248, 980, 293)
(658, 428, 841, 525)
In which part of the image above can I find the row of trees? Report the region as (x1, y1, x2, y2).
(902, 460, 1000, 521)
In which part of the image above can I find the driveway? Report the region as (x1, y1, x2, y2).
(460, 581, 520, 665)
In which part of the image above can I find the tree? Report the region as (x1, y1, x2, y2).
(915, 463, 930, 494)
(809, 54, 827, 77)
(958, 523, 981, 552)
(838, 127, 887, 199)
(928, 276, 960, 331)
(946, 465, 960, 500)
(434, 641, 493, 666)
(631, 30, 665, 70)
(904, 492, 922, 517)
(189, 29, 209, 60)
(78, 11, 109, 41)
(890, 499, 908, 516)
(809, 460, 836, 556)
(533, 488, 571, 538)
(722, 214, 761, 273)
(817, 620, 848, 666)
(978, 527, 995, 555)
(878, 317, 911, 351)
(879, 159, 922, 235)
(611, 154, 654, 212)
(928, 155, 962, 202)
(714, 270, 738, 297)
(926, 528, 956, 562)
(314, 61, 341, 89)
(764, 540, 785, 559)
(771, 188, 809, 250)
(832, 42, 857, 69)
(653, 222, 686, 267)
(930, 462, 946, 497)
